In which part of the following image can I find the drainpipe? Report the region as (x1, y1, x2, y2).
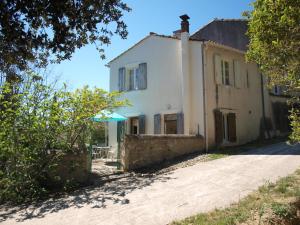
(180, 14, 191, 135)
(201, 42, 208, 152)
(260, 72, 270, 139)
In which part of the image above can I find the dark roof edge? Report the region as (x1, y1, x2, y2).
(204, 40, 246, 54)
(190, 19, 216, 37)
(190, 18, 248, 38)
(108, 18, 249, 66)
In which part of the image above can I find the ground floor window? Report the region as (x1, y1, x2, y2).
(130, 117, 139, 134)
(164, 114, 177, 134)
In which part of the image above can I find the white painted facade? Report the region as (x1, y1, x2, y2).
(107, 31, 285, 153)
(103, 12, 294, 163)
(108, 34, 205, 151)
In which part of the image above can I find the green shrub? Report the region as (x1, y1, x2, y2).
(271, 203, 293, 219)
(0, 73, 127, 203)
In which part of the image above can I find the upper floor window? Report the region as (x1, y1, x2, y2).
(118, 63, 147, 92)
(214, 54, 231, 86)
(221, 60, 230, 85)
(127, 66, 139, 91)
(215, 54, 247, 89)
(233, 60, 243, 88)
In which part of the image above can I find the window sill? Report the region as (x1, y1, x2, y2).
(121, 88, 147, 92)
(220, 84, 247, 90)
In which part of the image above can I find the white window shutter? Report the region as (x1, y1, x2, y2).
(233, 60, 241, 88)
(214, 54, 222, 85)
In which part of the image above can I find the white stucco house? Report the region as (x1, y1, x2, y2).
(107, 15, 290, 153)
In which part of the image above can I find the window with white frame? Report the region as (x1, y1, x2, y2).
(127, 66, 139, 91)
(118, 63, 147, 91)
(221, 60, 230, 85)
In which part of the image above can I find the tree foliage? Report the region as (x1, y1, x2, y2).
(246, 0, 300, 141)
(0, 0, 130, 73)
(0, 73, 128, 203)
(0, 1, 131, 203)
(90, 123, 106, 145)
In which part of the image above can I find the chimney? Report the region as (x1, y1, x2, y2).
(179, 14, 191, 135)
(180, 14, 190, 33)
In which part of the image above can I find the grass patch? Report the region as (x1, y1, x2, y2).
(275, 176, 293, 195)
(171, 169, 300, 225)
(207, 153, 228, 160)
(271, 202, 294, 219)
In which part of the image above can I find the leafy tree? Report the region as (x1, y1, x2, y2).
(0, 73, 128, 203)
(0, 0, 130, 73)
(0, 1, 131, 203)
(90, 123, 106, 145)
(245, 0, 300, 141)
(0, 0, 131, 126)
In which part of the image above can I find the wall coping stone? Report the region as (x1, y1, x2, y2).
(125, 134, 204, 139)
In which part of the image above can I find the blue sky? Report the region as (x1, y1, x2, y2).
(51, 0, 253, 91)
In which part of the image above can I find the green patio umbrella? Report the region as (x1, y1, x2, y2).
(91, 110, 127, 122)
(91, 110, 127, 170)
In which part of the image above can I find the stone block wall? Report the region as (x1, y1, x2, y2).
(120, 135, 205, 171)
(47, 149, 91, 188)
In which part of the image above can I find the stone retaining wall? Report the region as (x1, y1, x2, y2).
(47, 149, 91, 188)
(120, 135, 205, 171)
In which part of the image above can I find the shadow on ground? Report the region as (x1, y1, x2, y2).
(0, 139, 298, 223)
(211, 138, 299, 156)
(137, 140, 299, 175)
(0, 171, 173, 222)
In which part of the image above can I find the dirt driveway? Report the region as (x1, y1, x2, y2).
(1, 142, 300, 225)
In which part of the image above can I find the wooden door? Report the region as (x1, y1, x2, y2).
(227, 113, 237, 142)
(214, 109, 223, 145)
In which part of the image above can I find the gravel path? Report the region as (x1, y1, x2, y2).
(1, 142, 299, 225)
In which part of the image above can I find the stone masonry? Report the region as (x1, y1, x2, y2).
(120, 135, 205, 171)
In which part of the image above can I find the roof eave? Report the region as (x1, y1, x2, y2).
(107, 35, 151, 66)
(204, 40, 246, 54)
(107, 33, 180, 66)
